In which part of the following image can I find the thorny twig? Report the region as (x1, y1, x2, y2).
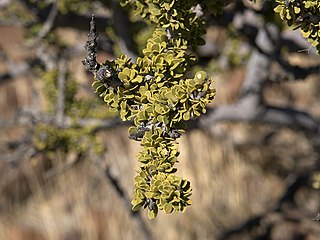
(82, 15, 123, 88)
(82, 14, 100, 75)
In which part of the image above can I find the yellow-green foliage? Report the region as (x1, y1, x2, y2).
(33, 124, 105, 155)
(274, 0, 320, 53)
(35, 69, 109, 158)
(312, 171, 320, 189)
(42, 70, 77, 113)
(91, 0, 216, 218)
(121, 0, 207, 48)
(41, 69, 114, 119)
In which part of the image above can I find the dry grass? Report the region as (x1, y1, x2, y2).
(0, 126, 292, 240)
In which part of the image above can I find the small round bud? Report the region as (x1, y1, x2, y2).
(194, 71, 207, 83)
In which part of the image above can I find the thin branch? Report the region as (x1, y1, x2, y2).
(28, 1, 58, 46)
(189, 24, 319, 134)
(0, 109, 130, 130)
(36, 43, 57, 70)
(0, 44, 87, 85)
(232, 9, 320, 82)
(55, 56, 68, 126)
(189, 103, 320, 134)
(91, 153, 153, 240)
(272, 173, 310, 212)
(217, 171, 314, 240)
(274, 56, 320, 81)
(0, 50, 38, 84)
(103, 165, 154, 240)
(280, 30, 318, 55)
(238, 49, 269, 102)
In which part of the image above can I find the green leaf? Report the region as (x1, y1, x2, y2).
(132, 203, 143, 211)
(148, 209, 158, 219)
(128, 126, 137, 135)
(273, 5, 284, 13)
(183, 111, 190, 121)
(163, 203, 173, 214)
(145, 191, 158, 198)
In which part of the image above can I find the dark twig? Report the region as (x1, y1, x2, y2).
(273, 173, 310, 212)
(104, 166, 153, 240)
(189, 103, 320, 134)
(274, 56, 320, 81)
(82, 14, 100, 75)
(218, 215, 264, 240)
(110, 0, 138, 60)
(232, 9, 320, 82)
(82, 14, 123, 88)
(91, 154, 153, 240)
(188, 23, 320, 135)
(218, 172, 315, 239)
(218, 171, 313, 240)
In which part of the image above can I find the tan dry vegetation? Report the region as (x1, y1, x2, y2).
(2, 125, 316, 240)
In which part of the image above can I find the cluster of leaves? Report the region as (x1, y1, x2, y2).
(274, 0, 320, 53)
(121, 0, 207, 49)
(90, 0, 216, 218)
(41, 70, 77, 113)
(33, 124, 105, 155)
(33, 69, 107, 157)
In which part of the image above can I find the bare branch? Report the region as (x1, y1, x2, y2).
(188, 103, 320, 134)
(189, 24, 319, 134)
(232, 9, 320, 82)
(93, 158, 154, 240)
(36, 43, 57, 70)
(0, 50, 37, 84)
(0, 109, 130, 130)
(55, 56, 68, 126)
(28, 1, 58, 46)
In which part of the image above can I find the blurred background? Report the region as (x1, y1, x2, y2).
(0, 0, 320, 239)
